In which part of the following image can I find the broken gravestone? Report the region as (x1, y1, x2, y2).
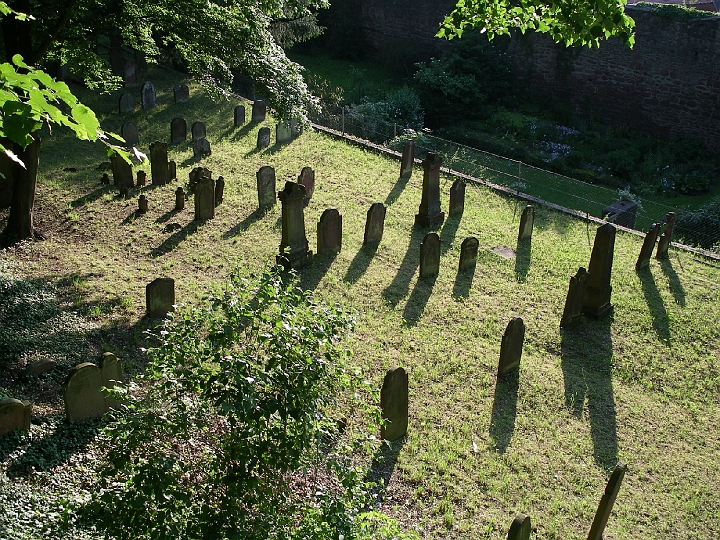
(364, 202, 386, 245)
(497, 317, 525, 377)
(111, 154, 134, 188)
(587, 462, 627, 540)
(175, 187, 185, 211)
(380, 367, 408, 441)
(215, 176, 225, 206)
(298, 166, 315, 203)
(138, 194, 148, 214)
(193, 138, 211, 159)
(317, 208, 342, 255)
(146, 277, 175, 318)
(419, 231, 440, 278)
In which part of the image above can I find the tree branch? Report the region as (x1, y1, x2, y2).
(32, 0, 80, 64)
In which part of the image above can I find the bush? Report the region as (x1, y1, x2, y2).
(346, 86, 424, 143)
(675, 195, 720, 250)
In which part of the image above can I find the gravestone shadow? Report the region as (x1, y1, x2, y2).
(385, 175, 412, 206)
(70, 185, 113, 208)
(402, 275, 436, 326)
(364, 437, 406, 499)
(151, 220, 201, 256)
(660, 257, 686, 307)
(489, 369, 519, 454)
(155, 208, 182, 224)
(382, 227, 425, 307)
(222, 207, 270, 239)
(515, 238, 532, 282)
(452, 266, 475, 300)
(298, 252, 337, 291)
(439, 215, 460, 255)
(638, 269, 671, 342)
(344, 244, 379, 284)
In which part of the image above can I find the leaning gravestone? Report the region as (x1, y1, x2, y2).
(507, 514, 531, 540)
(518, 205, 535, 243)
(277, 182, 312, 269)
(170, 117, 187, 144)
(560, 267, 588, 328)
(380, 367, 409, 441)
(138, 194, 148, 213)
(257, 126, 271, 149)
(191, 121, 206, 140)
(121, 121, 139, 147)
(415, 153, 445, 227)
(317, 208, 342, 255)
(298, 166, 315, 203)
(636, 222, 662, 271)
(194, 173, 215, 220)
(656, 211, 677, 259)
(63, 363, 107, 422)
(252, 99, 266, 122)
(400, 140, 415, 179)
(276, 121, 292, 144)
(136, 170, 146, 187)
(174, 84, 189, 103)
(419, 231, 440, 278)
(141, 81, 156, 109)
(146, 277, 175, 318)
(193, 137, 211, 159)
(119, 92, 135, 114)
(175, 187, 185, 211)
(364, 202, 386, 245)
(256, 166, 276, 208)
(587, 462, 627, 540)
(234, 104, 246, 127)
(149, 141, 170, 185)
(449, 179, 465, 216)
(111, 154, 134, 188)
(0, 399, 32, 436)
(215, 176, 225, 206)
(498, 317, 525, 377)
(583, 223, 616, 318)
(458, 236, 479, 272)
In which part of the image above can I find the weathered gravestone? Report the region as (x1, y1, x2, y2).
(257, 126, 271, 149)
(458, 236, 479, 272)
(364, 202, 386, 245)
(136, 170, 146, 187)
(415, 153, 445, 227)
(317, 208, 342, 255)
(449, 179, 465, 216)
(215, 176, 225, 206)
(518, 204, 535, 243)
(169, 160, 177, 181)
(141, 81, 156, 109)
(276, 121, 292, 144)
(234, 104, 246, 127)
(63, 358, 123, 422)
(277, 182, 312, 269)
(419, 231, 440, 279)
(138, 194, 148, 213)
(587, 462, 627, 540)
(251, 99, 266, 122)
(170, 117, 187, 144)
(20, 358, 56, 377)
(583, 223, 616, 318)
(149, 142, 170, 186)
(560, 267, 588, 328)
(146, 277, 175, 318)
(191, 121, 206, 140)
(123, 60, 136, 85)
(100, 352, 124, 410)
(400, 140, 415, 179)
(602, 199, 637, 229)
(175, 187, 185, 211)
(380, 367, 408, 441)
(298, 166, 315, 203)
(119, 92, 135, 114)
(507, 514, 531, 540)
(110, 154, 134, 188)
(256, 166, 276, 208)
(656, 211, 677, 259)
(636, 222, 662, 271)
(290, 117, 302, 138)
(174, 84, 189, 103)
(498, 317, 525, 377)
(121, 121, 139, 147)
(194, 173, 215, 220)
(193, 137, 211, 159)
(0, 399, 32, 436)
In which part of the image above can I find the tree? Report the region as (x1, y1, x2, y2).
(438, 0, 636, 48)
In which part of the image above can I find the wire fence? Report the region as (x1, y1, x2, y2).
(310, 105, 720, 258)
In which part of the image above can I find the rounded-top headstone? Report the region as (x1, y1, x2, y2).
(63, 363, 106, 422)
(507, 514, 531, 540)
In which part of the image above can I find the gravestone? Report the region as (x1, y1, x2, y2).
(123, 60, 136, 85)
(188, 166, 209, 194)
(146, 277, 175, 318)
(110, 154, 134, 188)
(136, 170, 146, 187)
(234, 104, 246, 127)
(251, 99, 266, 122)
(257, 126, 271, 149)
(193, 137, 211, 159)
(458, 236, 479, 272)
(380, 367, 409, 441)
(364, 202, 386, 245)
(518, 205, 535, 243)
(602, 199, 637, 229)
(141, 81, 156, 109)
(175, 187, 185, 210)
(276, 121, 292, 144)
(174, 84, 189, 103)
(256, 166, 276, 208)
(498, 317, 525, 377)
(449, 179, 465, 216)
(138, 194, 148, 213)
(121, 121, 139, 147)
(277, 182, 312, 268)
(419, 231, 440, 278)
(194, 173, 215, 220)
(0, 399, 32, 436)
(170, 117, 187, 144)
(119, 92, 135, 113)
(169, 160, 177, 181)
(298, 166, 315, 203)
(62, 363, 106, 422)
(215, 176, 225, 206)
(587, 462, 627, 540)
(149, 141, 170, 185)
(656, 211, 677, 259)
(400, 140, 415, 179)
(560, 267, 588, 328)
(583, 223, 616, 318)
(191, 121, 206, 140)
(101, 173, 110, 185)
(317, 208, 342, 255)
(20, 358, 56, 377)
(99, 352, 124, 410)
(636, 222, 662, 271)
(415, 153, 445, 227)
(290, 117, 302, 138)
(507, 514, 531, 540)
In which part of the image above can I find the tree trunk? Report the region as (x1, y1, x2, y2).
(4, 135, 40, 239)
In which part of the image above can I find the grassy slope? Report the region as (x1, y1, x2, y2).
(0, 67, 719, 539)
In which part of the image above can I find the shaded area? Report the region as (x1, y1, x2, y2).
(222, 207, 271, 239)
(385, 175, 412, 206)
(489, 369, 519, 454)
(155, 207, 182, 225)
(452, 265, 475, 300)
(638, 269, 671, 342)
(439, 214, 460, 255)
(344, 243, 379, 284)
(69, 185, 113, 209)
(514, 238, 532, 282)
(122, 209, 144, 225)
(402, 275, 436, 326)
(151, 220, 201, 256)
(660, 257, 686, 307)
(298, 252, 336, 291)
(560, 318, 618, 469)
(382, 227, 425, 307)
(364, 437, 406, 500)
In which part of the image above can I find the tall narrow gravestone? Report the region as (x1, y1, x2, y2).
(136, 170, 146, 187)
(170, 117, 187, 144)
(111, 154, 134, 188)
(507, 514, 531, 540)
(215, 176, 225, 206)
(364, 202, 386, 245)
(191, 121, 206, 140)
(169, 160, 177, 181)
(234, 104, 246, 127)
(149, 142, 170, 186)
(400, 140, 415, 179)
(175, 187, 185, 211)
(317, 208, 342, 255)
(257, 126, 271, 149)
(276, 121, 292, 144)
(138, 194, 148, 213)
(419, 231, 441, 278)
(146, 277, 175, 318)
(636, 222, 662, 271)
(141, 81, 156, 109)
(656, 211, 677, 259)
(0, 399, 32, 436)
(458, 236, 479, 272)
(252, 99, 266, 122)
(518, 205, 535, 243)
(63, 358, 124, 422)
(583, 223, 616, 318)
(277, 182, 312, 268)
(415, 153, 445, 227)
(194, 173, 215, 220)
(121, 121, 139, 147)
(256, 165, 276, 208)
(560, 267, 588, 328)
(298, 166, 315, 203)
(380, 367, 408, 441)
(498, 317, 525, 377)
(587, 462, 627, 540)
(174, 84, 189, 103)
(119, 92, 135, 113)
(449, 179, 465, 216)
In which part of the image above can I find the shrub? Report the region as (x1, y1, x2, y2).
(675, 195, 720, 250)
(346, 86, 424, 143)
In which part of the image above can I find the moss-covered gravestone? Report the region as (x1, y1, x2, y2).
(257, 126, 271, 149)
(656, 211, 676, 259)
(0, 399, 32, 436)
(63, 356, 124, 422)
(380, 367, 408, 441)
